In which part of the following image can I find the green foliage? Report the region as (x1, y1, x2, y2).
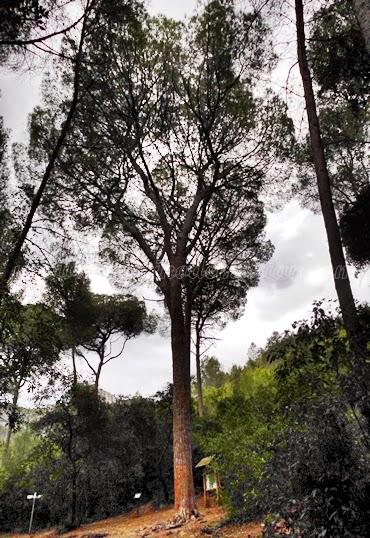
(200, 356, 227, 389)
(44, 263, 155, 386)
(0, 427, 56, 531)
(195, 360, 282, 518)
(340, 184, 370, 269)
(294, 0, 369, 217)
(194, 304, 370, 537)
(309, 0, 369, 106)
(88, 293, 155, 343)
(0, 384, 174, 532)
(1, 307, 369, 534)
(0, 1, 49, 50)
(0, 299, 64, 420)
(259, 306, 370, 537)
(44, 261, 94, 349)
(81, 292, 156, 388)
(191, 263, 273, 365)
(46, 262, 154, 352)
(0, 301, 63, 371)
(262, 397, 370, 538)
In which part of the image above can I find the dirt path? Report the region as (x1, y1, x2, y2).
(4, 501, 263, 538)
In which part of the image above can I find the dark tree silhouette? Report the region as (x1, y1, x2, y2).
(295, 0, 359, 337)
(81, 293, 154, 391)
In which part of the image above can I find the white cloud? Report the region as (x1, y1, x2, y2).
(149, 0, 196, 19)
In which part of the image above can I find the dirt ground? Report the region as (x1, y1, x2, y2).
(4, 499, 263, 538)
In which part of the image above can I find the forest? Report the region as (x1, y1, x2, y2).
(0, 0, 369, 536)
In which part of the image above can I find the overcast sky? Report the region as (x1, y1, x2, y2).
(1, 0, 369, 401)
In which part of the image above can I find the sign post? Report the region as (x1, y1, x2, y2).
(195, 455, 219, 508)
(27, 492, 42, 534)
(134, 492, 142, 517)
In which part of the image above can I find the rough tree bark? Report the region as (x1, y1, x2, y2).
(295, 0, 359, 337)
(168, 275, 196, 518)
(352, 0, 370, 54)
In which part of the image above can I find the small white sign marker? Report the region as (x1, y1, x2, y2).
(27, 492, 43, 533)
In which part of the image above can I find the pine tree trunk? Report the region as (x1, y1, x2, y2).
(295, 0, 358, 337)
(195, 326, 204, 418)
(352, 0, 370, 54)
(169, 277, 196, 518)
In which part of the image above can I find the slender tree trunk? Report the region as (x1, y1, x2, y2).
(295, 0, 358, 337)
(0, 2, 92, 297)
(94, 358, 103, 393)
(352, 0, 370, 54)
(72, 346, 77, 385)
(70, 464, 78, 529)
(169, 277, 196, 518)
(195, 326, 204, 418)
(3, 379, 21, 461)
(159, 466, 170, 504)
